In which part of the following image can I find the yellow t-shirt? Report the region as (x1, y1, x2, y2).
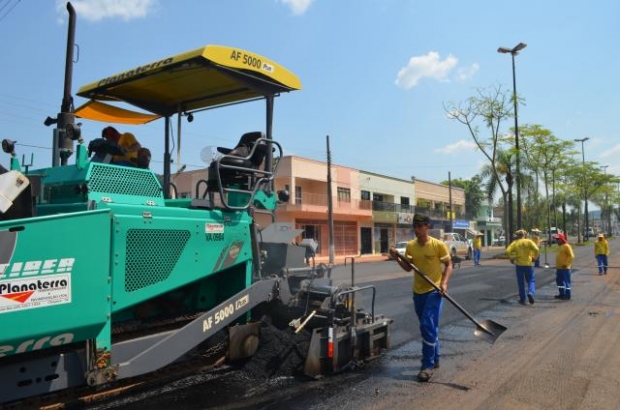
(594, 240, 609, 256)
(405, 236, 450, 294)
(556, 243, 574, 269)
(473, 237, 482, 250)
(113, 132, 140, 164)
(506, 238, 539, 266)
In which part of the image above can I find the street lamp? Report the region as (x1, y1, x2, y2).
(498, 42, 527, 230)
(574, 137, 589, 240)
(601, 165, 610, 235)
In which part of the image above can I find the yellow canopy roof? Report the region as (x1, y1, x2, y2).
(76, 44, 302, 118)
(74, 100, 160, 125)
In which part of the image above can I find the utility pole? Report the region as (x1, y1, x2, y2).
(574, 137, 590, 240)
(498, 42, 527, 230)
(326, 135, 335, 264)
(448, 172, 453, 231)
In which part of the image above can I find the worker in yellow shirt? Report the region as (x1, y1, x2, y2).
(506, 229, 539, 305)
(530, 228, 542, 267)
(473, 232, 483, 265)
(554, 233, 575, 300)
(594, 233, 609, 275)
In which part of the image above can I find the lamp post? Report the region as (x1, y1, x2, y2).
(498, 42, 527, 230)
(601, 165, 609, 235)
(574, 137, 589, 240)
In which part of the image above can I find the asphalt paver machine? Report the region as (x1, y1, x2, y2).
(0, 3, 392, 404)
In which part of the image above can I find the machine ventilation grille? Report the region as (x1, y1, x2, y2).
(125, 229, 191, 292)
(48, 184, 83, 202)
(88, 164, 162, 198)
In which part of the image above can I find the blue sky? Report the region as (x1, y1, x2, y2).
(1, 0, 619, 189)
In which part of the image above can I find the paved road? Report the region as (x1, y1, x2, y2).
(88, 242, 615, 409)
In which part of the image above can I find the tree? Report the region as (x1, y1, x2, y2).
(440, 175, 486, 220)
(518, 125, 575, 241)
(445, 85, 514, 239)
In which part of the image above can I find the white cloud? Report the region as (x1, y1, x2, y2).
(600, 143, 620, 159)
(56, 0, 157, 22)
(435, 139, 478, 154)
(457, 63, 480, 82)
(280, 0, 315, 15)
(395, 51, 458, 89)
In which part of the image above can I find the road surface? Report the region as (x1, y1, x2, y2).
(86, 241, 620, 410)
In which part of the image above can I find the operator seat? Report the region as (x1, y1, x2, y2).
(207, 131, 268, 191)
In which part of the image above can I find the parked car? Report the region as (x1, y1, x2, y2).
(442, 232, 473, 260)
(394, 241, 409, 257)
(493, 236, 506, 246)
(546, 227, 563, 240)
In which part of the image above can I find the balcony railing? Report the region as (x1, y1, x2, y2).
(286, 192, 372, 211)
(284, 195, 464, 219)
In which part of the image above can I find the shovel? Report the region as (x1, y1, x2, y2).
(389, 247, 507, 344)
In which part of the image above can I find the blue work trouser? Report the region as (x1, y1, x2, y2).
(413, 290, 444, 370)
(596, 254, 608, 274)
(556, 268, 572, 298)
(515, 265, 535, 302)
(473, 249, 481, 264)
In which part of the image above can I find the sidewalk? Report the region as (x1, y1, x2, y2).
(313, 245, 508, 266)
(313, 253, 390, 265)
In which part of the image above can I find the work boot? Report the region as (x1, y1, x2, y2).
(518, 299, 527, 305)
(527, 294, 535, 304)
(418, 368, 433, 382)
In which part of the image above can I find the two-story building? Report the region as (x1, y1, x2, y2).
(170, 155, 467, 258)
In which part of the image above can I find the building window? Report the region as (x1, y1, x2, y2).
(337, 187, 351, 203)
(295, 186, 302, 204)
(361, 190, 371, 200)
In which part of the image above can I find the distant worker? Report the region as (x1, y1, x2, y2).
(405, 214, 453, 383)
(506, 229, 539, 305)
(531, 228, 542, 268)
(473, 232, 483, 265)
(102, 127, 143, 167)
(554, 233, 574, 300)
(594, 233, 609, 275)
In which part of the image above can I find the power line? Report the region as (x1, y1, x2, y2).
(0, 0, 21, 23)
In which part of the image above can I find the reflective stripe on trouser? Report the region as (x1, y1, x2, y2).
(413, 290, 443, 369)
(515, 265, 536, 301)
(596, 254, 608, 274)
(556, 268, 571, 298)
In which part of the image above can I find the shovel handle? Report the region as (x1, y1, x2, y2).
(389, 247, 487, 329)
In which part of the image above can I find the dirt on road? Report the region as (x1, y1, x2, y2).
(324, 241, 620, 410)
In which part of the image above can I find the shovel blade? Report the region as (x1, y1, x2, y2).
(474, 320, 508, 344)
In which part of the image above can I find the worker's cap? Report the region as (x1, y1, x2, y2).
(412, 214, 430, 226)
(597, 233, 604, 238)
(531, 228, 541, 233)
(102, 126, 121, 141)
(514, 229, 527, 237)
(555, 233, 567, 243)
(476, 232, 484, 236)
